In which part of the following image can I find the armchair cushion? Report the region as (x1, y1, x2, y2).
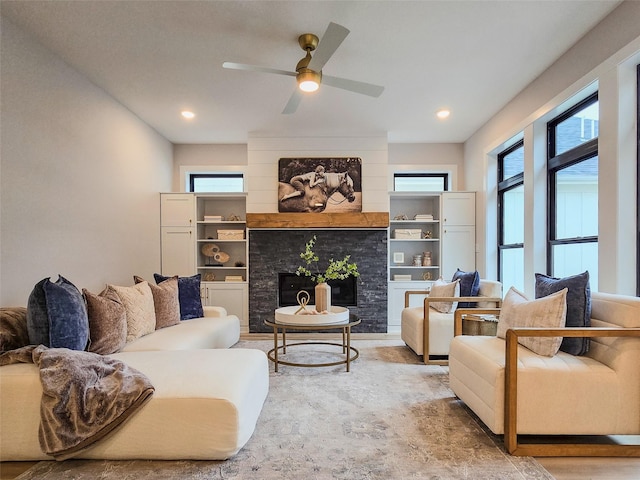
(535, 271, 591, 355)
(452, 269, 480, 308)
(429, 278, 460, 313)
(497, 287, 568, 357)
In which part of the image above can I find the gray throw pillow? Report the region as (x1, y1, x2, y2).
(452, 269, 480, 308)
(27, 276, 89, 351)
(535, 271, 591, 355)
(154, 273, 204, 320)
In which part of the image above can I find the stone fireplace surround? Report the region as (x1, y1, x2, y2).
(248, 229, 388, 333)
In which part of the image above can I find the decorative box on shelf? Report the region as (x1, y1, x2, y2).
(217, 230, 244, 240)
(393, 274, 413, 281)
(393, 229, 422, 239)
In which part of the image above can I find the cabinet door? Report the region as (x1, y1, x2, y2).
(161, 227, 195, 276)
(441, 225, 475, 280)
(442, 192, 475, 226)
(161, 193, 194, 226)
(387, 281, 431, 333)
(203, 282, 249, 333)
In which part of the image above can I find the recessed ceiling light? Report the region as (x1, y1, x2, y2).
(181, 111, 195, 119)
(436, 109, 450, 119)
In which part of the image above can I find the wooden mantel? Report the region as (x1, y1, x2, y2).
(246, 212, 389, 229)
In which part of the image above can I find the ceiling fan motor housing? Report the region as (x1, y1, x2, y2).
(298, 33, 319, 52)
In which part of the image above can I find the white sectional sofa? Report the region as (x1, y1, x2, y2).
(0, 306, 270, 461)
(449, 291, 640, 456)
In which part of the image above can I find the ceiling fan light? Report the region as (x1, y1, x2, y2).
(297, 70, 320, 93)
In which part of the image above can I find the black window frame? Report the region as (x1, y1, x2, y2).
(497, 140, 524, 285)
(637, 64, 640, 296)
(547, 92, 599, 276)
(188, 173, 244, 193)
(393, 173, 449, 192)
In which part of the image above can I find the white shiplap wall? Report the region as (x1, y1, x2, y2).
(247, 135, 389, 213)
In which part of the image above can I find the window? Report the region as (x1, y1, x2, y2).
(548, 93, 599, 290)
(394, 173, 448, 192)
(189, 173, 244, 193)
(498, 140, 524, 291)
(637, 64, 640, 296)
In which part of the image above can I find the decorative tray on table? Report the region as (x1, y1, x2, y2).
(274, 305, 349, 325)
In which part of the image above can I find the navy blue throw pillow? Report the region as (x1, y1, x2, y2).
(27, 275, 89, 350)
(154, 273, 203, 320)
(535, 271, 591, 356)
(451, 269, 480, 308)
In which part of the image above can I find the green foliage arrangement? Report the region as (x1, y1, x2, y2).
(295, 235, 360, 284)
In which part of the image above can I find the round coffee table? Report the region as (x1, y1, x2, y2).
(264, 313, 360, 372)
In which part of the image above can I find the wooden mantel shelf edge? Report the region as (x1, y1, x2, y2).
(246, 212, 389, 229)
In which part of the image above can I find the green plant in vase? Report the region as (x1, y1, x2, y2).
(295, 235, 359, 312)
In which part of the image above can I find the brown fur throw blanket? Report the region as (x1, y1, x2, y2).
(0, 345, 154, 460)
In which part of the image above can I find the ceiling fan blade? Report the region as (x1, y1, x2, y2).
(322, 75, 384, 98)
(222, 62, 296, 77)
(307, 22, 349, 72)
(282, 89, 303, 114)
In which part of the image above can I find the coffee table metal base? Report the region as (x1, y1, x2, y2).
(264, 317, 360, 372)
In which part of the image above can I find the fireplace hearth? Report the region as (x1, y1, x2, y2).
(249, 229, 388, 333)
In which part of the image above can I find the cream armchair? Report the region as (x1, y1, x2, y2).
(401, 279, 502, 365)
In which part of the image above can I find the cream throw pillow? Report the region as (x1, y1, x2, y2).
(109, 282, 156, 343)
(497, 286, 568, 357)
(428, 278, 460, 314)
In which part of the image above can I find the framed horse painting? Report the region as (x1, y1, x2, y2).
(278, 157, 362, 213)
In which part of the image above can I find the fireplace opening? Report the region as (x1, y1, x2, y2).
(278, 273, 357, 307)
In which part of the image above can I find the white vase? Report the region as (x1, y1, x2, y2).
(315, 282, 331, 313)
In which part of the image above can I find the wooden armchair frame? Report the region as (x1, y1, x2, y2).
(505, 327, 640, 457)
(405, 292, 502, 365)
(453, 311, 640, 456)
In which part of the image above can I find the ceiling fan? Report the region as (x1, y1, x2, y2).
(222, 22, 384, 114)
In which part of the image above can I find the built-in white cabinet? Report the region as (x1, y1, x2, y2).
(201, 281, 249, 333)
(160, 193, 195, 276)
(160, 192, 249, 333)
(387, 191, 475, 333)
(441, 192, 476, 280)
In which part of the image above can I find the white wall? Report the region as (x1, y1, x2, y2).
(172, 144, 248, 192)
(0, 17, 173, 305)
(463, 0, 640, 295)
(388, 143, 464, 191)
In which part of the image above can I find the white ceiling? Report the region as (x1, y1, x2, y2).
(1, 0, 621, 144)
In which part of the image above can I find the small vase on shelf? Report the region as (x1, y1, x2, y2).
(315, 282, 331, 313)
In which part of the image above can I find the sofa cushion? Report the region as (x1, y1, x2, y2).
(535, 271, 591, 356)
(429, 278, 460, 313)
(0, 307, 30, 352)
(452, 269, 480, 308)
(109, 282, 156, 343)
(154, 273, 204, 320)
(119, 314, 240, 352)
(134, 275, 180, 329)
(83, 287, 127, 355)
(497, 286, 567, 357)
(27, 276, 89, 351)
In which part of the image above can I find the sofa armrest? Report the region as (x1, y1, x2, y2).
(404, 290, 430, 308)
(504, 326, 640, 456)
(419, 296, 502, 365)
(202, 305, 228, 318)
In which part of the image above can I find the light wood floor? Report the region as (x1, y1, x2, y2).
(3, 458, 640, 479)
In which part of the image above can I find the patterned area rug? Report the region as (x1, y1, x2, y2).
(17, 339, 553, 480)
